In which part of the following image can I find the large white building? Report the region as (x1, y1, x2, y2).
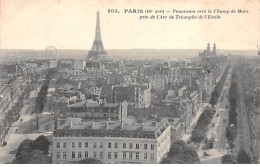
(132, 83, 151, 108)
(168, 68, 181, 83)
(149, 75, 168, 91)
(52, 119, 171, 164)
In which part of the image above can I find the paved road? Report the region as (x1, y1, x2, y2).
(214, 84, 230, 150)
(0, 84, 52, 164)
(200, 67, 232, 163)
(233, 68, 254, 159)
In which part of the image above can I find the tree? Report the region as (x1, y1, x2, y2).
(28, 150, 50, 164)
(226, 126, 237, 144)
(236, 149, 251, 164)
(32, 135, 50, 155)
(163, 140, 200, 164)
(191, 107, 213, 145)
(77, 158, 102, 164)
(209, 90, 218, 108)
(222, 154, 236, 164)
(160, 157, 173, 164)
(168, 140, 186, 157)
(191, 129, 204, 145)
(15, 139, 34, 163)
(183, 147, 200, 164)
(202, 90, 210, 101)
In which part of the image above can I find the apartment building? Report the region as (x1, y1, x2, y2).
(52, 120, 171, 164)
(149, 75, 168, 91)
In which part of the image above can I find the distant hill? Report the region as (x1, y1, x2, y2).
(0, 49, 258, 63)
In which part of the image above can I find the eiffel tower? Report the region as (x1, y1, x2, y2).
(87, 11, 107, 62)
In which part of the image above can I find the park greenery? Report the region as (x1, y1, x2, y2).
(236, 149, 251, 164)
(225, 66, 238, 150)
(190, 107, 213, 147)
(161, 140, 200, 164)
(34, 68, 57, 114)
(13, 135, 51, 164)
(209, 65, 230, 108)
(221, 154, 236, 164)
(222, 148, 252, 164)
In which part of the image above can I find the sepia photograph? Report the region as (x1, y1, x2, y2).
(0, 0, 259, 164)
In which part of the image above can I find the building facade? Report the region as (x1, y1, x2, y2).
(149, 75, 168, 91)
(56, 101, 129, 121)
(52, 120, 171, 164)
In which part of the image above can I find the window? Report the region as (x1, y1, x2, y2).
(85, 142, 88, 148)
(93, 142, 97, 148)
(136, 144, 139, 149)
(56, 152, 60, 159)
(100, 152, 103, 159)
(114, 152, 118, 159)
(72, 151, 75, 159)
(123, 143, 126, 148)
(78, 151, 82, 159)
(63, 142, 66, 148)
(72, 142, 75, 148)
(129, 143, 133, 149)
(144, 153, 147, 160)
(100, 142, 103, 148)
(150, 154, 154, 160)
(108, 142, 111, 148)
(63, 152, 66, 159)
(144, 144, 147, 149)
(151, 144, 154, 150)
(93, 151, 96, 158)
(114, 143, 118, 148)
(136, 153, 139, 160)
(56, 142, 60, 148)
(85, 151, 88, 158)
(129, 152, 133, 159)
(108, 152, 111, 159)
(78, 142, 82, 148)
(123, 152, 126, 159)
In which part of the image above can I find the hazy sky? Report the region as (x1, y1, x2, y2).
(0, 0, 259, 50)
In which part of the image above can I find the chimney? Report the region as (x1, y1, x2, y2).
(106, 121, 109, 129)
(141, 123, 145, 130)
(120, 102, 123, 123)
(70, 121, 73, 128)
(91, 119, 95, 128)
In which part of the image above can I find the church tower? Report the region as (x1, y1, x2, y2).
(87, 11, 107, 62)
(213, 43, 216, 56)
(207, 43, 210, 56)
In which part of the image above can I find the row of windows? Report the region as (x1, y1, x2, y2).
(56, 142, 155, 150)
(56, 151, 155, 161)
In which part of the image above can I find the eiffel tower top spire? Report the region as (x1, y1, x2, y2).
(87, 11, 107, 62)
(95, 11, 102, 41)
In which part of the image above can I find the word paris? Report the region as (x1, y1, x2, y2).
(107, 9, 249, 14)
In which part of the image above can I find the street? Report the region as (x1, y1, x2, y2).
(0, 85, 53, 164)
(232, 67, 254, 159)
